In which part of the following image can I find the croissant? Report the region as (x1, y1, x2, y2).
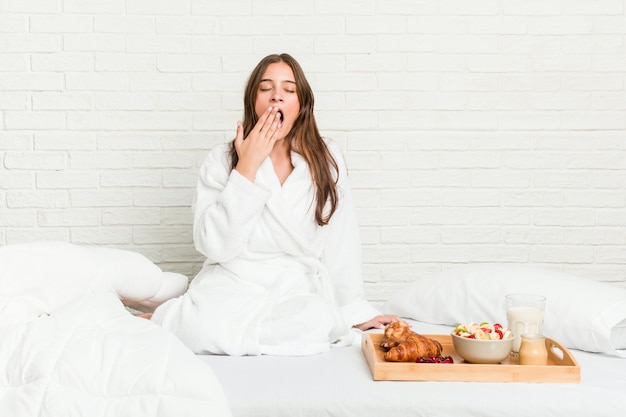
(384, 333, 443, 362)
(379, 321, 414, 350)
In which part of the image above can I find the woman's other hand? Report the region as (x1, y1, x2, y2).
(353, 315, 405, 331)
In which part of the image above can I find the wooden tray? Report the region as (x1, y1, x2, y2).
(362, 333, 580, 383)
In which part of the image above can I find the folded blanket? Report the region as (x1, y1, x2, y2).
(0, 292, 232, 417)
(0, 241, 232, 417)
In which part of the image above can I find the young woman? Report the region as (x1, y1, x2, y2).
(151, 53, 400, 355)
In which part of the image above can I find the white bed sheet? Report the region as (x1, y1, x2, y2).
(201, 320, 626, 417)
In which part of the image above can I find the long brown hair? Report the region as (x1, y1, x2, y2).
(229, 53, 339, 226)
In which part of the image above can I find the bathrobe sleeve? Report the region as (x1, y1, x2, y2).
(192, 144, 270, 263)
(322, 142, 381, 327)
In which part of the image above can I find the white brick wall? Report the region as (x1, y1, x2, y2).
(1, 0, 626, 303)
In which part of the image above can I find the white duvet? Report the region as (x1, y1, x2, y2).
(0, 242, 232, 417)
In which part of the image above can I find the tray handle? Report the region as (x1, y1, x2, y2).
(546, 338, 577, 366)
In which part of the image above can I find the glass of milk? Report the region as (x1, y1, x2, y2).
(505, 294, 546, 355)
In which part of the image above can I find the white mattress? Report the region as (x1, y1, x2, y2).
(201, 320, 626, 417)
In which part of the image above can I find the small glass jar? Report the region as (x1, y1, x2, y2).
(518, 334, 548, 366)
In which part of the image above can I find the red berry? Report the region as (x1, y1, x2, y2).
(415, 355, 454, 364)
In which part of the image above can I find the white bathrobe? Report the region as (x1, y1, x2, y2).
(152, 139, 380, 356)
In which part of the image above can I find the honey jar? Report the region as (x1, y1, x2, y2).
(519, 334, 548, 365)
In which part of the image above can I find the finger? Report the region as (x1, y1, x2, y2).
(235, 121, 243, 143)
(257, 106, 275, 133)
(234, 121, 244, 154)
(266, 111, 283, 142)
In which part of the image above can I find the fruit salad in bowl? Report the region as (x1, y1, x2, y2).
(451, 322, 514, 364)
(453, 322, 513, 341)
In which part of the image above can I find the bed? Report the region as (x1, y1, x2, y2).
(3, 242, 626, 417)
(203, 263, 626, 417)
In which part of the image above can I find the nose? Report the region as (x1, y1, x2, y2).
(270, 92, 283, 103)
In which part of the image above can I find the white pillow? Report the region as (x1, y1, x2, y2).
(0, 241, 189, 320)
(383, 264, 626, 357)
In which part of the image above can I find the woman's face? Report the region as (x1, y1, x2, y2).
(254, 62, 300, 139)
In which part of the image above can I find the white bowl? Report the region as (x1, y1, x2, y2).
(451, 332, 513, 364)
